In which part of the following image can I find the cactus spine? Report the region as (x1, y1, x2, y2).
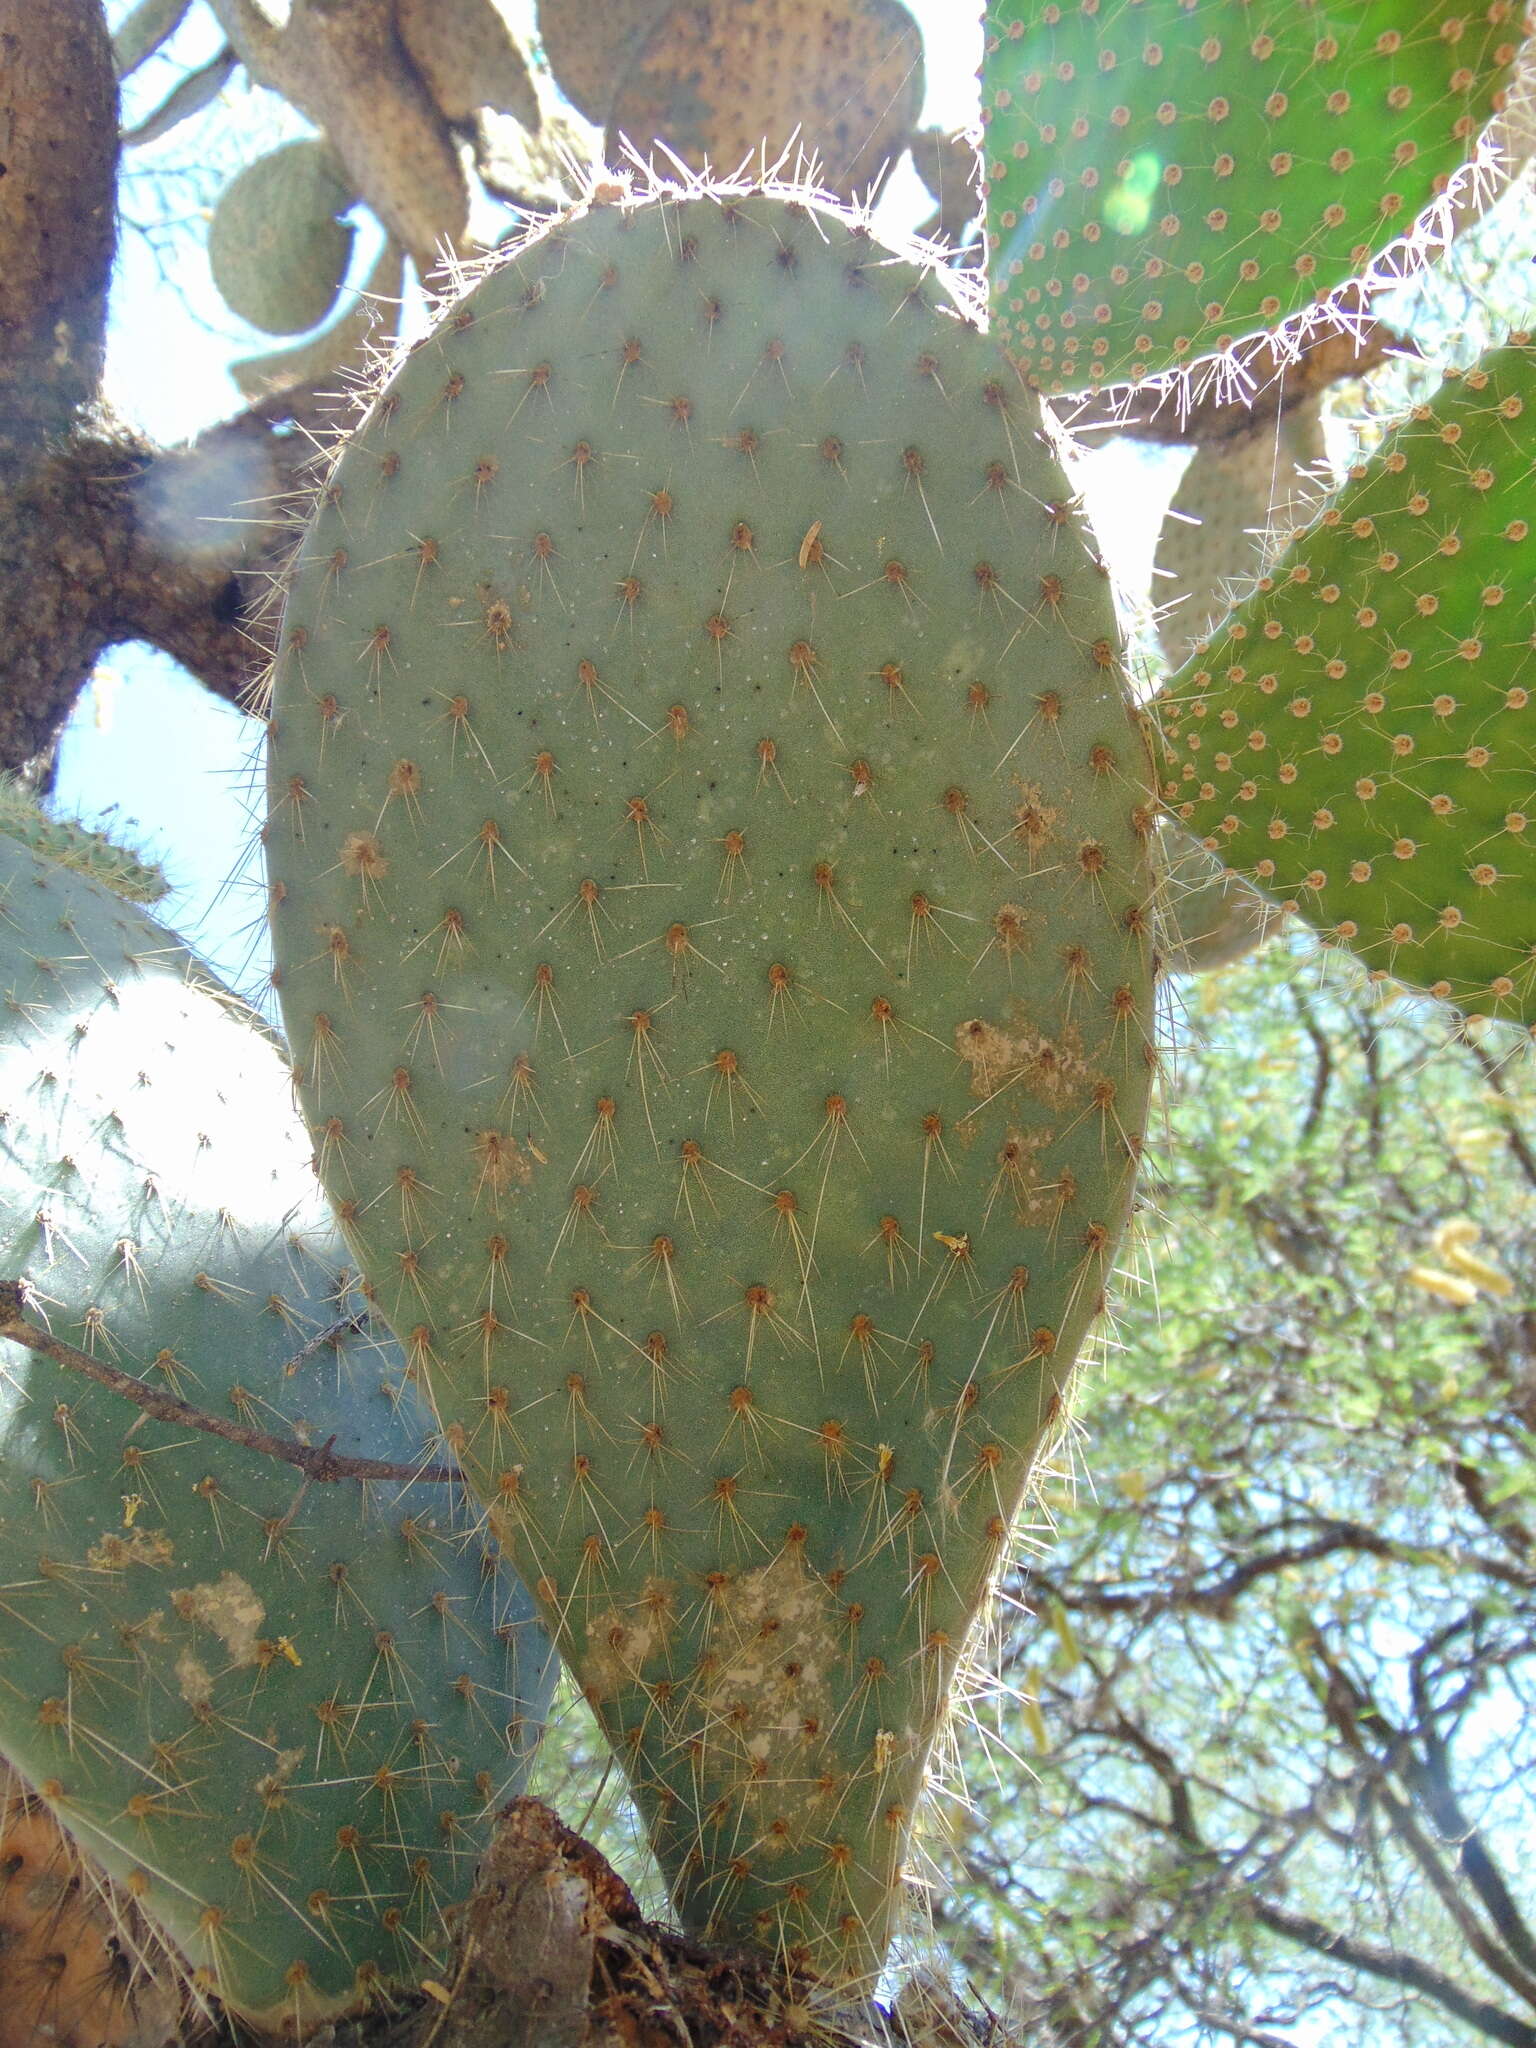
(265, 182, 1155, 1984)
(0, 829, 556, 2027)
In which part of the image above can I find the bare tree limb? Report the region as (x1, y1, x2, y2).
(1022, 1516, 1533, 1626)
(1108, 1702, 1536, 2048)
(1306, 1640, 1536, 2015)
(1250, 1896, 1536, 2048)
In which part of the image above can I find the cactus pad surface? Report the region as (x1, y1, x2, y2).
(0, 842, 555, 2025)
(209, 139, 356, 337)
(0, 778, 168, 902)
(982, 0, 1526, 391)
(267, 187, 1154, 1982)
(605, 0, 925, 198)
(1159, 335, 1536, 1020)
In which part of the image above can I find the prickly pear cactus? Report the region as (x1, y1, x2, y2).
(1159, 334, 1536, 1021)
(981, 0, 1526, 391)
(0, 837, 556, 2027)
(209, 138, 357, 337)
(266, 186, 1155, 1983)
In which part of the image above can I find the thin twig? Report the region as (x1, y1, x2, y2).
(0, 1281, 459, 1487)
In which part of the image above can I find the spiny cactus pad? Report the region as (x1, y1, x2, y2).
(0, 840, 555, 2026)
(266, 186, 1155, 1983)
(1158, 335, 1536, 1020)
(208, 138, 357, 338)
(605, 0, 925, 199)
(981, 0, 1526, 392)
(0, 778, 168, 903)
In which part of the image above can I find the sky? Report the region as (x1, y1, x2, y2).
(79, 0, 1183, 1002)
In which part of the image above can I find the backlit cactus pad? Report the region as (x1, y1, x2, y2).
(1159, 334, 1536, 1020)
(266, 183, 1155, 1983)
(982, 0, 1526, 391)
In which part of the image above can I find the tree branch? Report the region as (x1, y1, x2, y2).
(0, 1281, 460, 1487)
(1250, 1896, 1536, 2048)
(1312, 1646, 1536, 2014)
(1107, 1697, 1536, 2048)
(1022, 1514, 1533, 1627)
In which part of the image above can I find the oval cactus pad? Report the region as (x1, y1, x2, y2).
(0, 841, 555, 2025)
(267, 187, 1155, 1981)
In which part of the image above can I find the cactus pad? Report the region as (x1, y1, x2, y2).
(397, 0, 541, 128)
(981, 0, 1525, 392)
(537, 0, 674, 125)
(1158, 335, 1536, 1020)
(0, 841, 555, 2025)
(606, 0, 925, 198)
(266, 186, 1154, 1983)
(208, 138, 357, 338)
(0, 778, 168, 902)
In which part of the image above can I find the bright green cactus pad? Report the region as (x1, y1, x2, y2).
(981, 0, 1525, 392)
(0, 840, 555, 2025)
(266, 186, 1155, 1983)
(1159, 334, 1536, 1019)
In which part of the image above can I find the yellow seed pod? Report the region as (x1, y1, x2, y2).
(1441, 1245, 1514, 1299)
(1431, 1217, 1482, 1255)
(1405, 1264, 1479, 1307)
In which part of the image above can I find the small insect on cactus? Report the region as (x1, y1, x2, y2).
(0, 815, 556, 2033)
(265, 177, 1157, 1984)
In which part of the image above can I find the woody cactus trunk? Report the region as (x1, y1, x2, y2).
(265, 186, 1156, 1982)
